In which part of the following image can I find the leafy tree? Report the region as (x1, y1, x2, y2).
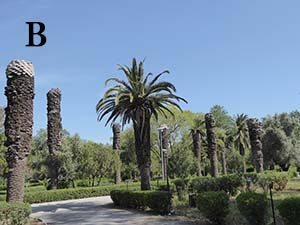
(96, 58, 186, 190)
(210, 105, 234, 131)
(28, 129, 48, 181)
(262, 128, 296, 171)
(168, 139, 195, 178)
(78, 141, 114, 186)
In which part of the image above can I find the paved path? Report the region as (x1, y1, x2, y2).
(31, 196, 198, 225)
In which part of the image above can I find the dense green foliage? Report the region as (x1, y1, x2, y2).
(110, 190, 172, 214)
(190, 174, 244, 195)
(278, 197, 300, 225)
(236, 192, 268, 225)
(196, 191, 229, 225)
(257, 171, 289, 192)
(0, 202, 31, 225)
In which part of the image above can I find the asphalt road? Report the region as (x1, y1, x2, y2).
(31, 196, 198, 225)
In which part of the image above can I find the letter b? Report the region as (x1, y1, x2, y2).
(26, 22, 47, 47)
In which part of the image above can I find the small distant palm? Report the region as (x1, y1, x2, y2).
(234, 113, 250, 173)
(96, 58, 186, 190)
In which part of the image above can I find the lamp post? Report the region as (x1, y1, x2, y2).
(158, 125, 169, 191)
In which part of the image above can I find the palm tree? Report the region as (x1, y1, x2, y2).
(216, 128, 227, 175)
(47, 88, 62, 189)
(96, 58, 187, 190)
(112, 123, 122, 184)
(234, 114, 250, 173)
(205, 113, 219, 177)
(247, 118, 264, 173)
(5, 60, 34, 202)
(190, 117, 205, 176)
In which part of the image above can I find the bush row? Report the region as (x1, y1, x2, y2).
(245, 171, 289, 192)
(190, 174, 243, 195)
(278, 197, 300, 225)
(110, 190, 172, 215)
(0, 183, 140, 204)
(189, 171, 289, 196)
(196, 191, 229, 225)
(0, 202, 31, 225)
(236, 192, 268, 225)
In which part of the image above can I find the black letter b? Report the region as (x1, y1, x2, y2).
(26, 22, 47, 47)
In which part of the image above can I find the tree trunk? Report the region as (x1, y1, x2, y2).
(161, 127, 169, 179)
(5, 60, 34, 202)
(112, 123, 122, 184)
(247, 118, 264, 173)
(192, 130, 202, 176)
(205, 113, 219, 177)
(133, 113, 151, 190)
(221, 149, 227, 175)
(47, 88, 62, 189)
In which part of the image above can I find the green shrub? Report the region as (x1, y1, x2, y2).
(190, 174, 243, 195)
(244, 172, 259, 192)
(257, 171, 289, 192)
(173, 178, 188, 200)
(196, 192, 229, 225)
(0, 202, 31, 225)
(236, 192, 268, 225)
(110, 190, 172, 215)
(278, 197, 300, 225)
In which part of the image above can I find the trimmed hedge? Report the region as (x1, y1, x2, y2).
(190, 174, 243, 195)
(196, 191, 229, 225)
(236, 192, 268, 225)
(110, 190, 172, 215)
(257, 171, 289, 192)
(173, 178, 188, 200)
(0, 183, 140, 204)
(0, 202, 31, 225)
(278, 197, 300, 225)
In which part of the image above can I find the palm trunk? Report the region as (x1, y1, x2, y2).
(47, 88, 62, 189)
(5, 60, 34, 202)
(221, 149, 227, 175)
(239, 143, 247, 173)
(161, 127, 169, 179)
(205, 113, 219, 177)
(112, 123, 122, 184)
(192, 130, 202, 176)
(247, 118, 264, 173)
(133, 113, 151, 190)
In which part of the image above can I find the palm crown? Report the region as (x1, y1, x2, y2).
(96, 58, 187, 127)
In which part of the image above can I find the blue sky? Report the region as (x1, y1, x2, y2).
(1, 0, 300, 143)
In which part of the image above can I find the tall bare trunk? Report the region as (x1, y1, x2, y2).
(192, 130, 202, 176)
(247, 118, 264, 173)
(221, 149, 227, 175)
(205, 113, 219, 177)
(112, 123, 122, 184)
(161, 127, 169, 179)
(133, 113, 151, 190)
(5, 60, 34, 202)
(47, 88, 62, 189)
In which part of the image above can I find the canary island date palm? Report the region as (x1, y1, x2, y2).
(234, 114, 250, 173)
(190, 117, 205, 176)
(96, 58, 187, 190)
(247, 118, 264, 173)
(112, 123, 122, 184)
(5, 60, 34, 202)
(47, 88, 62, 189)
(205, 113, 219, 177)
